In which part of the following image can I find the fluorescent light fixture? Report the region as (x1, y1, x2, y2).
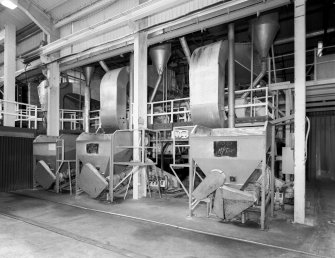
(1, 0, 18, 9)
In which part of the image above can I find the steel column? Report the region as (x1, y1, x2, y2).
(47, 61, 60, 136)
(133, 31, 148, 199)
(3, 23, 16, 127)
(294, 0, 306, 224)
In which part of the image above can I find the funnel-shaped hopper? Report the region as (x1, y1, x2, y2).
(149, 44, 171, 75)
(189, 125, 270, 189)
(82, 66, 95, 87)
(252, 13, 279, 59)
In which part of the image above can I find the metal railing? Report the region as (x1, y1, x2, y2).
(0, 99, 39, 128)
(60, 109, 83, 130)
(90, 110, 101, 131)
(2, 105, 102, 131)
(269, 45, 335, 83)
(233, 87, 275, 119)
(147, 98, 191, 124)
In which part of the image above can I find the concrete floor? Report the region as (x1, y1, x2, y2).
(0, 182, 334, 258)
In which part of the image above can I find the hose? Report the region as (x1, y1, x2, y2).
(305, 116, 311, 162)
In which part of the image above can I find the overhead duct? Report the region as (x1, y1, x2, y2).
(242, 13, 279, 98)
(100, 67, 129, 132)
(149, 44, 171, 102)
(82, 66, 95, 133)
(190, 41, 227, 128)
(179, 37, 191, 64)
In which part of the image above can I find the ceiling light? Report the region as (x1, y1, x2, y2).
(1, 0, 18, 10)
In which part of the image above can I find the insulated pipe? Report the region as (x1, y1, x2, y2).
(149, 73, 163, 102)
(82, 66, 95, 133)
(228, 23, 235, 128)
(99, 61, 110, 73)
(179, 37, 191, 64)
(84, 86, 91, 133)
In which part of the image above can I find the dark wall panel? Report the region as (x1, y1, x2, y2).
(0, 127, 35, 192)
(307, 111, 335, 181)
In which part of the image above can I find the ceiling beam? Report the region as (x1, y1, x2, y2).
(41, 0, 190, 56)
(17, 0, 59, 41)
(54, 0, 118, 28)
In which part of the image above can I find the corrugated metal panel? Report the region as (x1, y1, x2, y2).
(0, 136, 34, 192)
(147, 0, 223, 27)
(307, 111, 335, 181)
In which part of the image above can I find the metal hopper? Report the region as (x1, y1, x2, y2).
(149, 44, 171, 102)
(33, 134, 77, 192)
(189, 123, 271, 222)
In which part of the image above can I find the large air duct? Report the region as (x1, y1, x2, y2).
(190, 41, 227, 128)
(100, 67, 129, 132)
(242, 13, 279, 98)
(149, 44, 171, 102)
(82, 66, 95, 133)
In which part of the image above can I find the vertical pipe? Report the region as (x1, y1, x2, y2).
(129, 53, 134, 129)
(261, 137, 267, 230)
(271, 125, 275, 217)
(84, 85, 90, 133)
(250, 24, 254, 117)
(228, 23, 235, 128)
(179, 37, 192, 64)
(149, 74, 163, 103)
(189, 159, 193, 217)
(285, 89, 291, 182)
(271, 45, 277, 83)
(294, 0, 306, 225)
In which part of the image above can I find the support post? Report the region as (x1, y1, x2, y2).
(228, 23, 235, 128)
(133, 31, 148, 199)
(46, 60, 60, 136)
(3, 23, 16, 127)
(294, 0, 306, 224)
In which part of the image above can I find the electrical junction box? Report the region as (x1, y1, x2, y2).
(282, 147, 294, 174)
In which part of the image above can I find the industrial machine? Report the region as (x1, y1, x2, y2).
(33, 134, 77, 193)
(33, 65, 97, 194)
(186, 13, 279, 229)
(76, 65, 160, 201)
(76, 66, 132, 200)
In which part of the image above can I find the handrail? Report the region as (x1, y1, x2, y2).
(268, 44, 335, 83)
(147, 97, 191, 124)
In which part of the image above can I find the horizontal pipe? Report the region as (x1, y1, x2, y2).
(54, 0, 118, 28)
(274, 28, 335, 45)
(149, 73, 163, 102)
(179, 37, 191, 64)
(99, 61, 110, 73)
